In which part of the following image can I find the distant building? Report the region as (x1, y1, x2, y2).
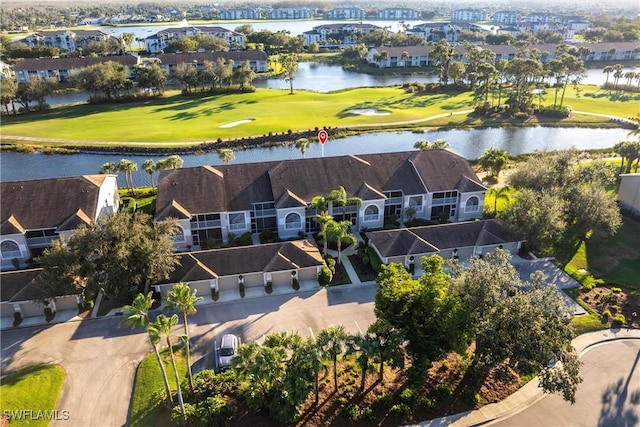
(451, 9, 487, 22)
(378, 8, 420, 20)
(492, 11, 520, 25)
(145, 26, 245, 54)
(269, 8, 312, 20)
(219, 9, 262, 20)
(302, 23, 382, 47)
(325, 7, 365, 20)
(21, 29, 111, 52)
(13, 55, 139, 83)
(155, 51, 269, 75)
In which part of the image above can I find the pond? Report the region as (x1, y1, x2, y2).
(1, 126, 629, 186)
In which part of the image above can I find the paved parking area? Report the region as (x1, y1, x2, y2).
(512, 257, 587, 316)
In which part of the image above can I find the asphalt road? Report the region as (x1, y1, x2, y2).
(490, 339, 640, 427)
(0, 283, 378, 427)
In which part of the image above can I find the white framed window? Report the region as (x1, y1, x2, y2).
(0, 240, 21, 259)
(465, 196, 480, 213)
(364, 205, 379, 222)
(285, 212, 302, 230)
(173, 226, 186, 243)
(409, 195, 423, 212)
(228, 212, 246, 231)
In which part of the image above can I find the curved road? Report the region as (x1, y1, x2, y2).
(490, 339, 640, 427)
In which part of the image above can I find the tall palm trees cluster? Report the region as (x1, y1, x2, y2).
(603, 64, 640, 91)
(311, 186, 362, 266)
(99, 155, 184, 191)
(121, 283, 202, 421)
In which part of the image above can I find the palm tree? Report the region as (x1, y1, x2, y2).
(120, 293, 174, 406)
(325, 220, 357, 265)
(294, 138, 311, 158)
(317, 325, 348, 392)
(400, 50, 410, 68)
(150, 314, 186, 419)
(298, 336, 325, 405)
(314, 210, 333, 255)
(118, 158, 137, 194)
(602, 65, 613, 85)
(487, 186, 511, 214)
(327, 186, 362, 223)
(218, 149, 235, 164)
(367, 319, 405, 382)
(346, 333, 378, 392)
(142, 159, 156, 187)
(99, 162, 118, 175)
(232, 341, 287, 407)
(613, 64, 624, 88)
(165, 283, 203, 392)
(413, 139, 449, 150)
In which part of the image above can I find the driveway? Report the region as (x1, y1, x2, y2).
(489, 339, 640, 427)
(0, 283, 378, 427)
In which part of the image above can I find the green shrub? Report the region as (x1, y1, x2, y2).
(360, 406, 375, 422)
(602, 309, 611, 319)
(604, 292, 619, 304)
(612, 314, 626, 327)
(342, 403, 360, 421)
(373, 393, 393, 409)
(611, 287, 623, 294)
(582, 276, 604, 292)
(513, 111, 529, 119)
(434, 383, 453, 400)
(319, 265, 333, 285)
(538, 105, 570, 117)
(389, 403, 412, 419)
(400, 388, 419, 406)
(361, 255, 370, 266)
(610, 305, 620, 314)
(419, 396, 436, 411)
(469, 392, 481, 405)
(369, 250, 383, 273)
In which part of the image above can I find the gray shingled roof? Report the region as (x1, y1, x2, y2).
(13, 55, 138, 72)
(367, 219, 521, 258)
(155, 150, 484, 218)
(164, 240, 323, 282)
(1, 175, 108, 232)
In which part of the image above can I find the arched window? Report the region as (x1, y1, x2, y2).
(1, 240, 21, 259)
(364, 205, 379, 221)
(465, 196, 479, 213)
(285, 212, 302, 230)
(173, 226, 185, 243)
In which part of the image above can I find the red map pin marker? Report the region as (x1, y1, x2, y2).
(318, 129, 328, 145)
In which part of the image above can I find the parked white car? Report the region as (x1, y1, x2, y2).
(217, 334, 240, 370)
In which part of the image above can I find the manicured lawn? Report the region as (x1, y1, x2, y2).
(0, 364, 65, 427)
(129, 347, 187, 427)
(564, 216, 640, 289)
(1, 88, 475, 145)
(2, 84, 630, 147)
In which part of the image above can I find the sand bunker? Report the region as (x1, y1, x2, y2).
(348, 108, 391, 116)
(219, 119, 255, 128)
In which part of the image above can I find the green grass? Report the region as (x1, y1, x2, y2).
(564, 216, 640, 289)
(565, 287, 609, 335)
(129, 347, 187, 427)
(1, 88, 475, 145)
(0, 365, 65, 427)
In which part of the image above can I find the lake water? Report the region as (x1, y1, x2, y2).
(1, 127, 629, 186)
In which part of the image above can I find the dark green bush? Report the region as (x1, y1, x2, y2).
(319, 265, 333, 285)
(399, 388, 419, 406)
(389, 403, 411, 419)
(538, 105, 570, 118)
(373, 393, 393, 409)
(360, 407, 375, 422)
(612, 314, 626, 327)
(342, 403, 361, 421)
(434, 383, 453, 400)
(611, 287, 623, 294)
(419, 396, 436, 411)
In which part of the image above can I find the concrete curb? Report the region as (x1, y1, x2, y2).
(410, 329, 640, 427)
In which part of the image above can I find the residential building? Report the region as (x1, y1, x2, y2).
(492, 11, 520, 25)
(367, 44, 466, 68)
(155, 150, 486, 251)
(155, 51, 269, 75)
(155, 240, 323, 298)
(367, 219, 522, 267)
(378, 8, 421, 20)
(1, 175, 119, 270)
(325, 7, 365, 20)
(451, 9, 487, 22)
(618, 174, 640, 215)
(219, 9, 262, 20)
(407, 22, 468, 43)
(302, 23, 382, 47)
(21, 29, 112, 52)
(269, 8, 312, 19)
(145, 26, 245, 54)
(0, 268, 83, 322)
(13, 55, 139, 83)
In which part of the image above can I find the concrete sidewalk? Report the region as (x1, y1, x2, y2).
(411, 328, 640, 427)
